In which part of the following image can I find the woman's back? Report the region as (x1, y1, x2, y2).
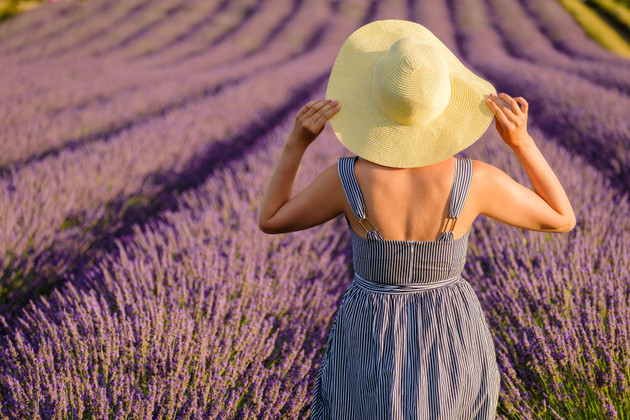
(343, 156, 477, 242)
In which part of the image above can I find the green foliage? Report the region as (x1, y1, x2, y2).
(610, 0, 630, 8)
(558, 0, 630, 58)
(589, 0, 630, 32)
(59, 213, 82, 231)
(0, 0, 88, 23)
(0, 0, 19, 23)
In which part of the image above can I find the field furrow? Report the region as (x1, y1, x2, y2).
(521, 0, 630, 63)
(0, 0, 332, 168)
(0, 0, 153, 60)
(484, 0, 630, 94)
(0, 0, 378, 330)
(446, 0, 630, 192)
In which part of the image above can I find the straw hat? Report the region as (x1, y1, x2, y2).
(325, 19, 496, 168)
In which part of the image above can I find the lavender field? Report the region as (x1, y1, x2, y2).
(0, 0, 628, 418)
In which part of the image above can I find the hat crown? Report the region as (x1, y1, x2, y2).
(371, 37, 451, 125)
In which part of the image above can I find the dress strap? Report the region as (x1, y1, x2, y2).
(449, 158, 473, 218)
(337, 156, 384, 240)
(441, 158, 473, 235)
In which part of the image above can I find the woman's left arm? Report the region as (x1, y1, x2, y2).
(258, 99, 344, 234)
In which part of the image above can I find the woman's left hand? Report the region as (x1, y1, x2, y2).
(288, 99, 340, 147)
(258, 99, 341, 234)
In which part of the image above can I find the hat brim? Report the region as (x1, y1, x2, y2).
(325, 19, 496, 168)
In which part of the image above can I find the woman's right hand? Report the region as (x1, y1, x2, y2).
(476, 92, 575, 233)
(486, 92, 530, 149)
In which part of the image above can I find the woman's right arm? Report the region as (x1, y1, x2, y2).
(475, 93, 576, 233)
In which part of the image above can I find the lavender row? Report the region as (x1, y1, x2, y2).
(1, 0, 296, 105)
(430, 0, 630, 414)
(0, 0, 382, 320)
(0, 0, 404, 412)
(1, 95, 628, 417)
(446, 0, 630, 193)
(0, 0, 325, 166)
(124, 0, 270, 67)
(521, 0, 630, 63)
(412, 0, 459, 53)
(64, 0, 264, 65)
(484, 0, 630, 94)
(0, 32, 355, 321)
(0, 113, 353, 418)
(0, 0, 83, 45)
(461, 128, 630, 418)
(0, 0, 177, 63)
(0, 0, 627, 417)
(0, 0, 266, 124)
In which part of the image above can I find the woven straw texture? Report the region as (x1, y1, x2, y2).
(326, 19, 496, 168)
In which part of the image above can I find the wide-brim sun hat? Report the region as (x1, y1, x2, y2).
(325, 19, 496, 168)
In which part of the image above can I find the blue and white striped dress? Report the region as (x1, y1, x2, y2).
(310, 156, 500, 419)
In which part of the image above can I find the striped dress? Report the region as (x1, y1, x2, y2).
(310, 156, 500, 419)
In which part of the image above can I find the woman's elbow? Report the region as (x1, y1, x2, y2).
(553, 214, 576, 233)
(258, 218, 273, 234)
(539, 212, 576, 233)
(560, 215, 576, 232)
(258, 223, 276, 234)
(257, 214, 271, 233)
(258, 218, 283, 234)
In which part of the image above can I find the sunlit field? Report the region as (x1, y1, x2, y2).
(0, 0, 629, 418)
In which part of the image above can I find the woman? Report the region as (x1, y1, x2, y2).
(258, 20, 575, 419)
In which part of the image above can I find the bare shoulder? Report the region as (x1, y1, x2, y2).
(467, 159, 507, 216)
(469, 159, 511, 185)
(320, 160, 347, 209)
(353, 155, 369, 171)
(316, 160, 342, 188)
(322, 160, 342, 182)
(467, 159, 489, 190)
(351, 156, 374, 181)
(470, 159, 496, 177)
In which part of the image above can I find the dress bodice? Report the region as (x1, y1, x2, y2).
(337, 156, 473, 285)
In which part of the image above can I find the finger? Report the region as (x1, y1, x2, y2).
(313, 101, 340, 127)
(486, 97, 514, 129)
(303, 99, 330, 119)
(491, 96, 521, 123)
(309, 100, 337, 122)
(309, 101, 338, 130)
(494, 117, 504, 134)
(514, 97, 528, 115)
(297, 100, 319, 118)
(499, 93, 523, 117)
(491, 94, 519, 122)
